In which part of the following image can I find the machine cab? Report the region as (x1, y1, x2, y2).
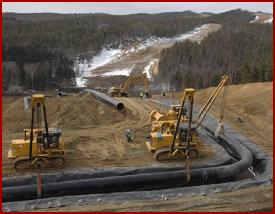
(44, 128, 63, 148)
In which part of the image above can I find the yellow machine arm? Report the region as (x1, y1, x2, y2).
(122, 73, 149, 92)
(193, 75, 229, 129)
(29, 94, 50, 162)
(168, 75, 228, 182)
(169, 88, 195, 155)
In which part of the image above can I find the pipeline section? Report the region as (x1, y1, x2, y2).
(2, 132, 253, 202)
(84, 89, 124, 110)
(3, 128, 234, 188)
(3, 157, 234, 188)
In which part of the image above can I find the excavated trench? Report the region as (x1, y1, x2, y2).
(2, 131, 254, 202)
(2, 99, 272, 211)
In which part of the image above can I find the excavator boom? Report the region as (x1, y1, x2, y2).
(122, 73, 149, 93)
(108, 73, 150, 97)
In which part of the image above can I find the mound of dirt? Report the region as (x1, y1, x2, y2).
(195, 82, 273, 154)
(2, 93, 125, 132)
(2, 93, 126, 176)
(155, 82, 272, 154)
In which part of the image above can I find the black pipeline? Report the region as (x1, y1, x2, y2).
(85, 89, 124, 110)
(2, 132, 253, 202)
(3, 157, 234, 188)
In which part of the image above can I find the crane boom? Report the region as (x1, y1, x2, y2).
(169, 75, 228, 155)
(169, 88, 195, 154)
(193, 75, 228, 128)
(29, 94, 50, 162)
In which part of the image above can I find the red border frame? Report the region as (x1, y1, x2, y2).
(1, 1, 274, 213)
(1, 1, 274, 2)
(1, 2, 3, 212)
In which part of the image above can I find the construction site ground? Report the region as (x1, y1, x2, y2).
(2, 82, 273, 211)
(32, 185, 271, 212)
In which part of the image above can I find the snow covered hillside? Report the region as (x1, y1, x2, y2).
(74, 24, 221, 87)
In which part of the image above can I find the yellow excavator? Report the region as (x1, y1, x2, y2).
(8, 94, 65, 170)
(107, 73, 150, 97)
(145, 75, 229, 161)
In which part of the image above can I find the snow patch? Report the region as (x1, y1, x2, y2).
(73, 59, 93, 87)
(92, 48, 122, 70)
(265, 17, 273, 24)
(135, 24, 210, 51)
(143, 59, 159, 80)
(175, 24, 209, 42)
(76, 77, 87, 87)
(101, 66, 134, 77)
(74, 24, 212, 86)
(250, 15, 259, 23)
(74, 48, 123, 86)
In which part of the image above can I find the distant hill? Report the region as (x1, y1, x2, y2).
(158, 21, 272, 89)
(2, 9, 255, 91)
(249, 12, 273, 24)
(2, 9, 254, 56)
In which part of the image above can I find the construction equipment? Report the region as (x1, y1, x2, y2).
(145, 88, 200, 160)
(149, 104, 186, 132)
(145, 75, 229, 161)
(107, 73, 151, 97)
(8, 94, 65, 170)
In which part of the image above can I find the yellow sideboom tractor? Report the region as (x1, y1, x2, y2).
(8, 94, 65, 170)
(145, 75, 229, 161)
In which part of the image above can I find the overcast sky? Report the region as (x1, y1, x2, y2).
(2, 2, 273, 15)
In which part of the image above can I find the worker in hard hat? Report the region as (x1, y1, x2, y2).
(139, 91, 144, 98)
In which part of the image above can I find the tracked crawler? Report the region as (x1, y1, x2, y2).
(8, 94, 66, 170)
(145, 75, 229, 161)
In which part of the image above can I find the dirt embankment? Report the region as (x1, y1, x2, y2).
(2, 93, 126, 176)
(3, 93, 124, 132)
(195, 82, 273, 154)
(162, 82, 273, 154)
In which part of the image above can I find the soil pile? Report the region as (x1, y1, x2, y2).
(2, 94, 125, 176)
(195, 82, 273, 154)
(2, 93, 124, 132)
